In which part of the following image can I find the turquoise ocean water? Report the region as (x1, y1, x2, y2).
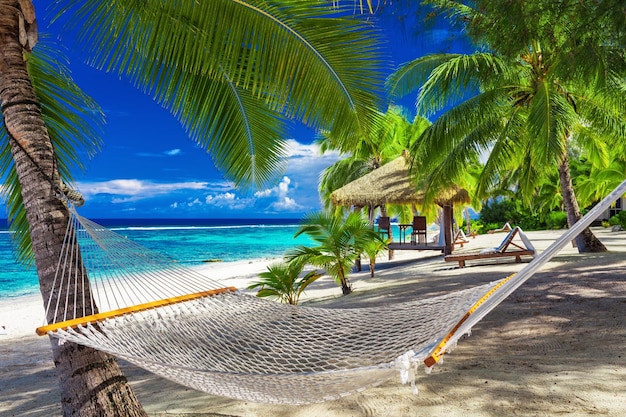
(0, 218, 316, 299)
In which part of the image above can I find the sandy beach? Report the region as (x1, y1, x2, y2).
(1, 227, 625, 416)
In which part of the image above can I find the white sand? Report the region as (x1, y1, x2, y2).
(1, 228, 625, 416)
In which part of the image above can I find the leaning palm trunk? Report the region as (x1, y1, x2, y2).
(558, 151, 607, 253)
(0, 1, 147, 415)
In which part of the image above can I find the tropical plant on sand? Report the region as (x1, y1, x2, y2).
(247, 259, 323, 305)
(361, 235, 389, 277)
(0, 1, 383, 414)
(387, 0, 626, 253)
(287, 212, 383, 295)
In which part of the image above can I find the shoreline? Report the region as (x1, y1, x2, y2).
(0, 255, 281, 340)
(1, 227, 625, 416)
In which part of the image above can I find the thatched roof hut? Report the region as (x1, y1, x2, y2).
(330, 154, 470, 208)
(330, 153, 471, 255)
(330, 155, 422, 207)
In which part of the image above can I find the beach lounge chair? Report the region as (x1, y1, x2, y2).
(410, 216, 427, 245)
(453, 229, 470, 248)
(488, 222, 512, 234)
(377, 216, 391, 240)
(444, 226, 535, 268)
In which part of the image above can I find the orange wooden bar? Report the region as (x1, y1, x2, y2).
(423, 275, 515, 367)
(36, 286, 237, 336)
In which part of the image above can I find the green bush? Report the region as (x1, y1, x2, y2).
(482, 222, 503, 233)
(608, 214, 621, 226)
(612, 211, 626, 229)
(545, 211, 568, 229)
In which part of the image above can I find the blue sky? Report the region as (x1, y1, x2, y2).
(19, 2, 470, 219)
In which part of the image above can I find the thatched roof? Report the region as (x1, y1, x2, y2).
(330, 154, 471, 207)
(330, 155, 421, 207)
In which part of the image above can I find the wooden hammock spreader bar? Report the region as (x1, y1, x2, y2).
(423, 274, 515, 368)
(36, 286, 237, 336)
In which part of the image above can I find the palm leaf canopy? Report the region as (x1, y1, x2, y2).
(330, 153, 470, 208)
(53, 0, 385, 189)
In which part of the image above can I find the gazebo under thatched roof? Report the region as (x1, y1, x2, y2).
(330, 153, 471, 255)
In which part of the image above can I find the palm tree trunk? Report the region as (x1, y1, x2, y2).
(558, 151, 607, 253)
(0, 2, 147, 415)
(339, 269, 352, 295)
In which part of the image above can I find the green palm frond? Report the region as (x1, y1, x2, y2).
(571, 128, 609, 169)
(418, 53, 514, 114)
(412, 87, 512, 171)
(56, 0, 384, 187)
(0, 38, 104, 264)
(574, 86, 626, 152)
(386, 53, 461, 101)
(247, 260, 322, 304)
(166, 67, 288, 189)
(526, 79, 575, 166)
(422, 0, 479, 26)
(26, 39, 104, 174)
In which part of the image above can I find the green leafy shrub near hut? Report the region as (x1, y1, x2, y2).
(609, 211, 626, 229)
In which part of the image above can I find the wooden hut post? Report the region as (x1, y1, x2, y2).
(443, 203, 454, 255)
(354, 205, 362, 271)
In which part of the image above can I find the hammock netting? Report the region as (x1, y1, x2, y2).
(38, 179, 626, 404)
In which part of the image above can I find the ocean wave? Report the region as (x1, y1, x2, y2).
(109, 224, 301, 232)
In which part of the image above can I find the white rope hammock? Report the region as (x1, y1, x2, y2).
(37, 179, 626, 404)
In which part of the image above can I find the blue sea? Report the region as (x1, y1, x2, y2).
(0, 218, 316, 299)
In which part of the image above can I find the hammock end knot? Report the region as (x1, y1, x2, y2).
(56, 182, 84, 207)
(395, 350, 420, 394)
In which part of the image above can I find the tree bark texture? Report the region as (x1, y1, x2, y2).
(558, 151, 607, 253)
(0, 1, 148, 415)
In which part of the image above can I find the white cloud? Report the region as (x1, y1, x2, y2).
(70, 139, 343, 215)
(253, 175, 306, 213)
(269, 196, 304, 212)
(187, 198, 202, 207)
(77, 179, 210, 203)
(254, 176, 292, 199)
(253, 189, 273, 198)
(284, 139, 341, 159)
(135, 148, 184, 158)
(278, 176, 290, 195)
(204, 192, 252, 210)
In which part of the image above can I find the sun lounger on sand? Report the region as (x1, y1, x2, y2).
(445, 226, 535, 268)
(488, 222, 512, 234)
(453, 229, 470, 247)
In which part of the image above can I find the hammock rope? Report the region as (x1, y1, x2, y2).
(37, 179, 626, 404)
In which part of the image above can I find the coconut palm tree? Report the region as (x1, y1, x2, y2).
(319, 106, 430, 219)
(387, 3, 626, 253)
(287, 211, 383, 295)
(1, 1, 383, 414)
(247, 259, 323, 305)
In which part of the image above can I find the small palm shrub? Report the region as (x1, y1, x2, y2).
(362, 235, 388, 277)
(287, 212, 381, 295)
(247, 259, 322, 305)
